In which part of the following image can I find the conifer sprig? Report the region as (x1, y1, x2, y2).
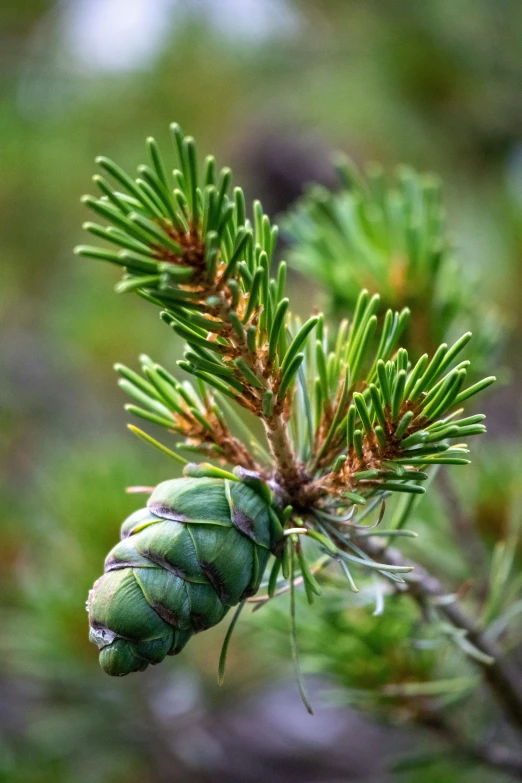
(75, 124, 522, 749)
(283, 155, 501, 362)
(116, 355, 259, 470)
(77, 124, 494, 511)
(296, 291, 495, 506)
(78, 125, 496, 697)
(283, 156, 449, 312)
(75, 125, 320, 479)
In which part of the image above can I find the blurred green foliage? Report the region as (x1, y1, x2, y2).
(1, 1, 522, 781)
(282, 157, 502, 367)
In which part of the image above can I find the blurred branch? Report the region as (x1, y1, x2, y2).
(355, 536, 522, 735)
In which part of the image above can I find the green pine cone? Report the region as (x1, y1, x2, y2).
(88, 476, 277, 676)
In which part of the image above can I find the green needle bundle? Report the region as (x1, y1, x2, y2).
(78, 124, 495, 709)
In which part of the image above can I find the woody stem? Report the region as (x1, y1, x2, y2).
(264, 413, 303, 494)
(354, 535, 522, 735)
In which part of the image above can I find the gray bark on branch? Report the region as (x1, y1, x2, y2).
(356, 536, 522, 734)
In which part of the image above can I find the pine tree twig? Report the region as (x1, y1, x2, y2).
(80, 124, 507, 735)
(264, 411, 304, 493)
(355, 536, 522, 734)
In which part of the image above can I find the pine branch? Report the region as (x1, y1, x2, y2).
(282, 154, 502, 363)
(283, 157, 450, 317)
(116, 356, 259, 470)
(78, 125, 509, 724)
(355, 535, 522, 734)
(76, 124, 316, 492)
(77, 126, 493, 510)
(282, 290, 495, 513)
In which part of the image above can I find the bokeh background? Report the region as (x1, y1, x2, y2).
(1, 2, 522, 781)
